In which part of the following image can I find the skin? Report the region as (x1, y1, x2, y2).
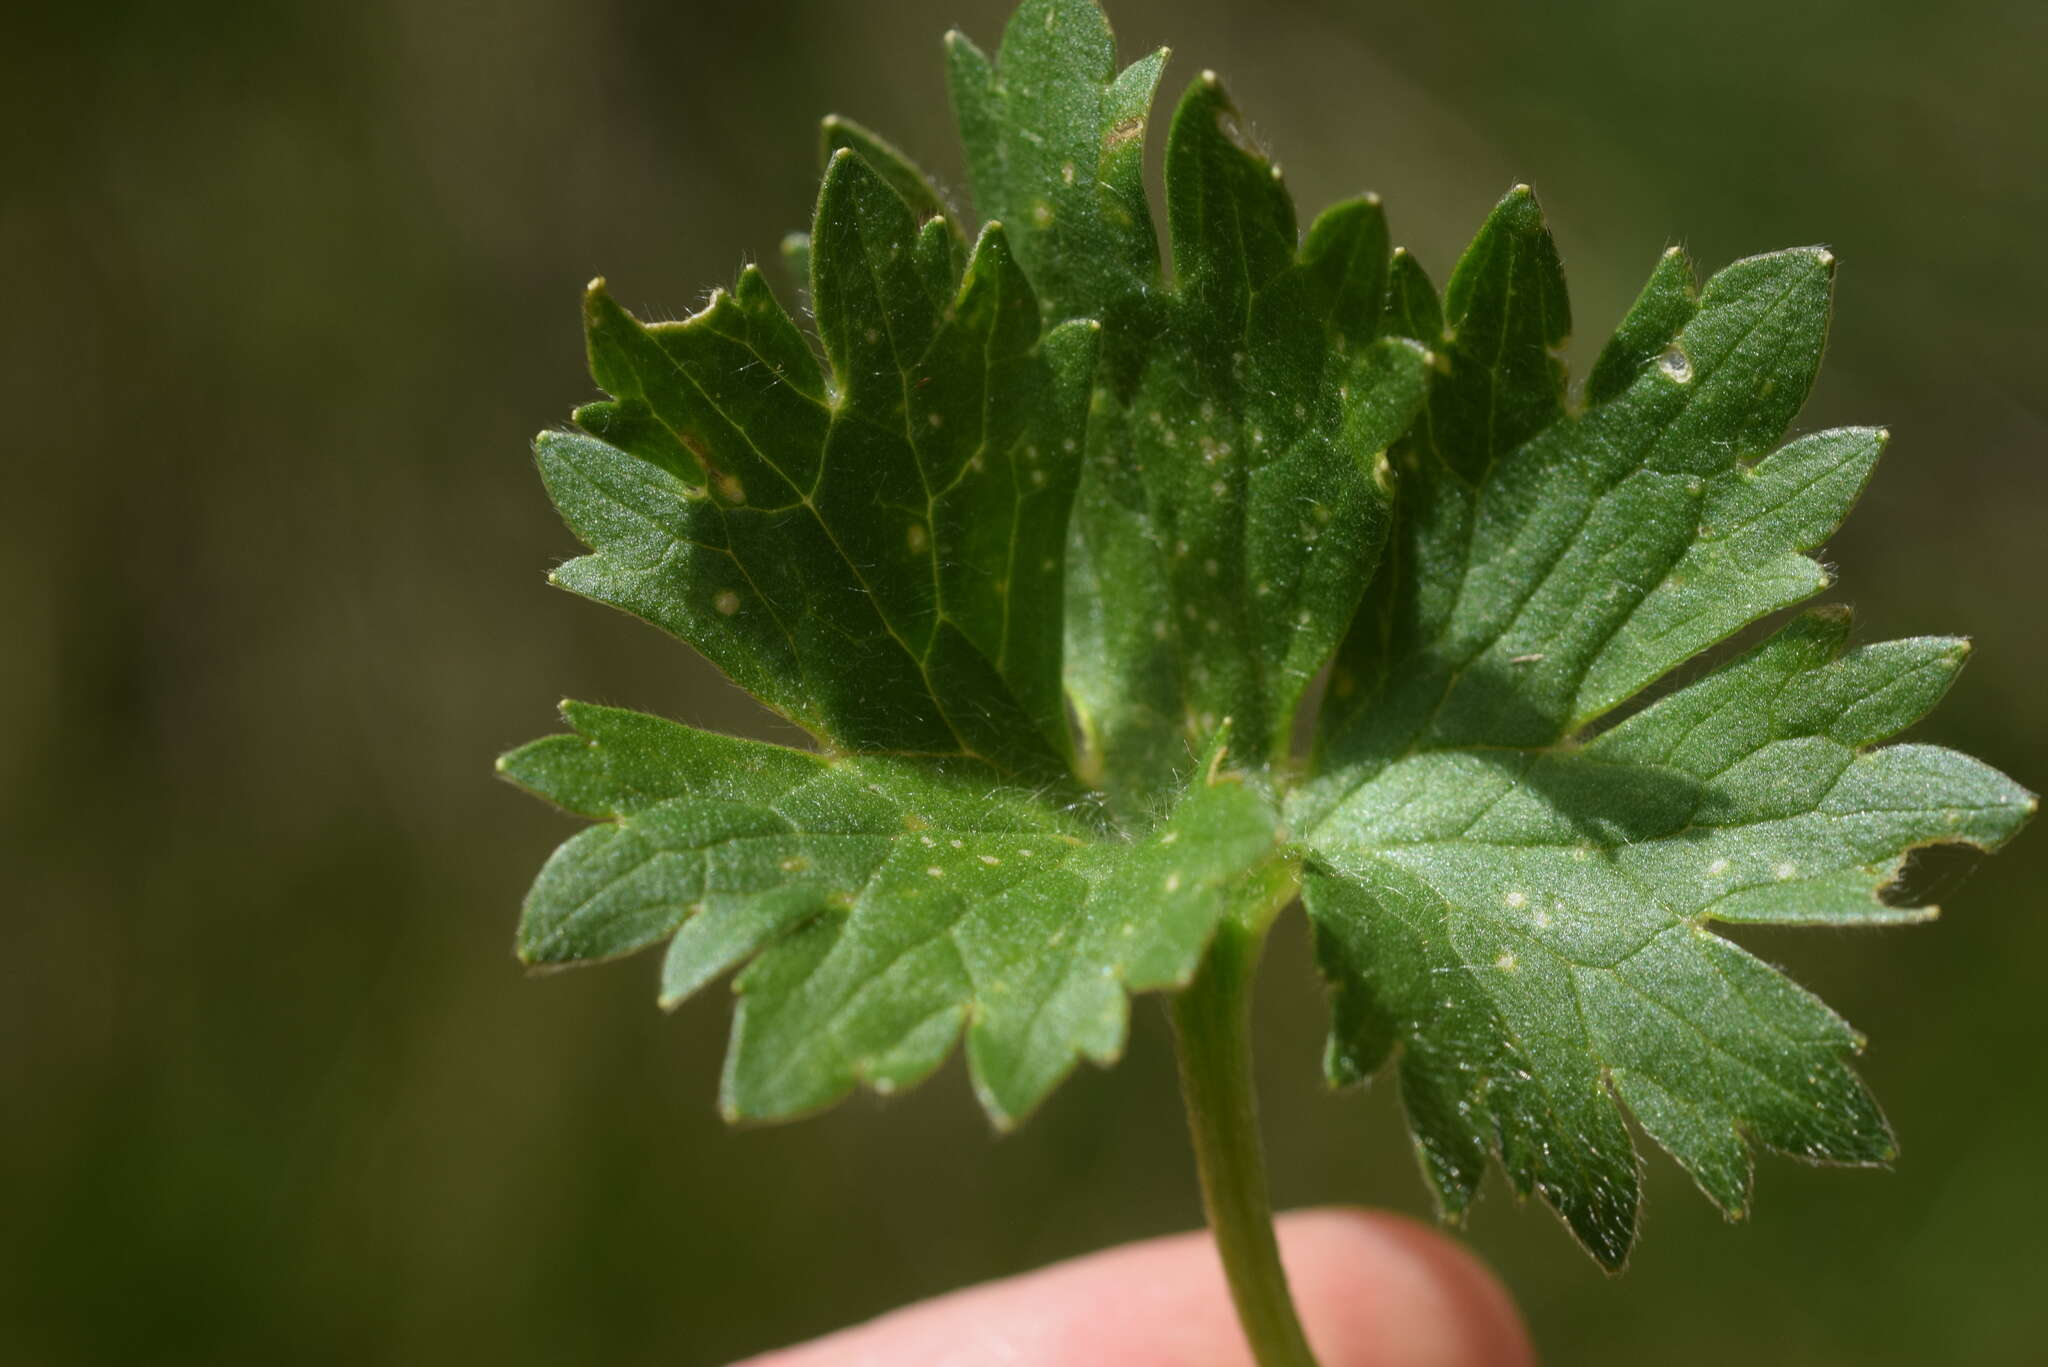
(740, 1207, 1536, 1366)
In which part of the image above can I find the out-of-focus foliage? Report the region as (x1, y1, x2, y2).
(6, 0, 2045, 1363)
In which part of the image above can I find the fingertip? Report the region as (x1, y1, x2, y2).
(1276, 1208, 1536, 1367)
(737, 1208, 1533, 1367)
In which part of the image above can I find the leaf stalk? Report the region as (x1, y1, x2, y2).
(1170, 908, 1319, 1367)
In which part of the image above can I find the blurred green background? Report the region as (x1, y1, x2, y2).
(7, 0, 2045, 1362)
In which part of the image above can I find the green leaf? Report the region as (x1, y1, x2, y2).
(543, 147, 1097, 781)
(1304, 192, 2035, 1266)
(952, 30, 1430, 809)
(505, 0, 2031, 1273)
(503, 704, 1282, 1126)
(514, 46, 1301, 1129)
(945, 0, 1166, 332)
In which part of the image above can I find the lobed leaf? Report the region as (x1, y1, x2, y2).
(543, 149, 1097, 782)
(1303, 191, 2035, 1265)
(505, 0, 2032, 1270)
(952, 14, 1429, 809)
(503, 704, 1282, 1126)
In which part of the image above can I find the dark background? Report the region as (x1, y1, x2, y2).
(7, 0, 2045, 1362)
